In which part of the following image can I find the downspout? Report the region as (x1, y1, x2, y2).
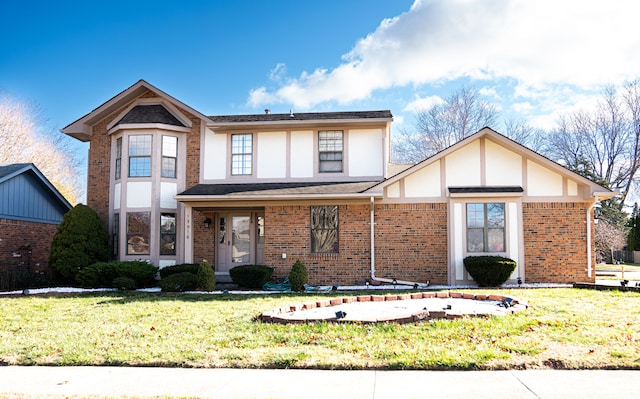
(369, 196, 428, 287)
(586, 195, 599, 279)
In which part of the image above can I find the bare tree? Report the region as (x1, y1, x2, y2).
(0, 92, 83, 204)
(545, 81, 640, 206)
(502, 118, 547, 153)
(594, 218, 627, 264)
(393, 87, 499, 163)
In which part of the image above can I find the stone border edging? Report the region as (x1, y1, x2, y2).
(259, 291, 528, 324)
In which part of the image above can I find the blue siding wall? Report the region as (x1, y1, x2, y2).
(0, 172, 68, 224)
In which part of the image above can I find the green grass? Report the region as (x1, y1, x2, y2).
(1, 288, 639, 370)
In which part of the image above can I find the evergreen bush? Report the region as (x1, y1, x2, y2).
(159, 272, 198, 292)
(49, 204, 109, 284)
(75, 261, 158, 288)
(196, 260, 216, 291)
(229, 265, 273, 288)
(288, 259, 308, 292)
(112, 276, 136, 291)
(463, 256, 517, 287)
(158, 263, 200, 279)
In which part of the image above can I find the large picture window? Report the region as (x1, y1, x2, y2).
(160, 213, 176, 255)
(318, 130, 343, 173)
(466, 203, 505, 252)
(128, 135, 152, 177)
(127, 212, 150, 255)
(231, 133, 252, 175)
(161, 136, 177, 178)
(311, 205, 339, 253)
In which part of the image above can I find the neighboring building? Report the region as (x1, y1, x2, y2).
(0, 163, 72, 276)
(62, 80, 614, 286)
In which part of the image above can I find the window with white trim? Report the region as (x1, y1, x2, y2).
(161, 136, 177, 178)
(115, 137, 122, 179)
(128, 135, 152, 177)
(231, 133, 252, 175)
(466, 203, 505, 252)
(318, 130, 343, 173)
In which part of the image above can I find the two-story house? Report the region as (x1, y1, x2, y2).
(62, 80, 614, 286)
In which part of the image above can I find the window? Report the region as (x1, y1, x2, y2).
(113, 213, 119, 257)
(160, 213, 176, 255)
(161, 136, 177, 178)
(466, 203, 505, 252)
(115, 137, 122, 179)
(128, 135, 152, 177)
(311, 206, 339, 253)
(319, 130, 343, 173)
(231, 133, 252, 175)
(127, 212, 150, 255)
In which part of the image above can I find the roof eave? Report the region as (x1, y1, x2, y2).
(175, 192, 383, 202)
(207, 118, 392, 129)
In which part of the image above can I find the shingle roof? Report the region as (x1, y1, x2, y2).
(178, 181, 380, 197)
(209, 110, 392, 124)
(116, 104, 185, 126)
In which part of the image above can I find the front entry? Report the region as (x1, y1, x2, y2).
(216, 211, 264, 275)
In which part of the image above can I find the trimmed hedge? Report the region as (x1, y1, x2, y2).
(288, 259, 308, 292)
(158, 263, 200, 279)
(75, 261, 158, 288)
(196, 260, 216, 292)
(159, 272, 198, 292)
(229, 265, 273, 289)
(463, 256, 517, 287)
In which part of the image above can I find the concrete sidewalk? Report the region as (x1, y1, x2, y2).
(0, 366, 638, 398)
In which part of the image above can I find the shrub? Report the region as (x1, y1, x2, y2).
(196, 260, 216, 291)
(463, 256, 517, 287)
(159, 263, 200, 279)
(76, 261, 158, 288)
(113, 277, 136, 291)
(49, 204, 109, 284)
(159, 272, 198, 292)
(288, 259, 309, 292)
(229, 265, 273, 289)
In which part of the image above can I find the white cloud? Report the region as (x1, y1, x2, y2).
(248, 0, 640, 116)
(403, 95, 444, 112)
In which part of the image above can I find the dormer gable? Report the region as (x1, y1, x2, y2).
(116, 104, 185, 127)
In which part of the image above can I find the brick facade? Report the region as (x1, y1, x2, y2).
(522, 202, 594, 283)
(260, 202, 449, 286)
(0, 218, 58, 276)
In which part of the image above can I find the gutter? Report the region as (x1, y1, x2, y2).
(586, 195, 598, 278)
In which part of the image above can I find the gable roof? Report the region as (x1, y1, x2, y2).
(61, 80, 209, 141)
(0, 163, 72, 222)
(369, 127, 615, 199)
(209, 110, 393, 127)
(115, 104, 186, 126)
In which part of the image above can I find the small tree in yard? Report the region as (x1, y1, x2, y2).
(288, 259, 308, 292)
(49, 204, 109, 284)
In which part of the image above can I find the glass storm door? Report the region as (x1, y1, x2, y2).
(231, 215, 251, 265)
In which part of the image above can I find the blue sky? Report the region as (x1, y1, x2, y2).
(2, 0, 640, 156)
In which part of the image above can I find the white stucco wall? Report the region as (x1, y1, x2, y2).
(114, 183, 121, 210)
(257, 132, 287, 178)
(485, 140, 522, 186)
(567, 179, 578, 196)
(348, 129, 383, 177)
(203, 129, 227, 180)
(126, 182, 152, 208)
(387, 181, 400, 198)
(445, 141, 481, 187)
(527, 160, 563, 196)
(404, 162, 441, 197)
(290, 131, 314, 178)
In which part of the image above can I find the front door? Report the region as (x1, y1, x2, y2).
(216, 211, 264, 274)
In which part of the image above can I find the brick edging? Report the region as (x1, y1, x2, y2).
(259, 291, 528, 324)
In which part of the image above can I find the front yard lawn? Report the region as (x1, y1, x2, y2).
(1, 288, 639, 370)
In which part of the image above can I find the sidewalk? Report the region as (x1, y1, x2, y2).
(0, 366, 638, 398)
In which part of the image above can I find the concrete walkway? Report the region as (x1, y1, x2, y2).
(0, 366, 638, 398)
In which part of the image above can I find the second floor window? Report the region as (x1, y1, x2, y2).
(231, 133, 252, 175)
(129, 135, 152, 177)
(319, 130, 343, 173)
(162, 136, 177, 178)
(115, 137, 122, 179)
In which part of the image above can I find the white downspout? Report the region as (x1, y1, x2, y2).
(586, 195, 599, 279)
